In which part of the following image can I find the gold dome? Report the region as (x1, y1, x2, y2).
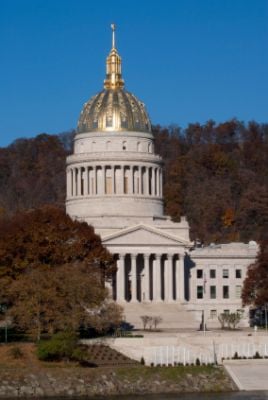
(77, 24, 151, 134)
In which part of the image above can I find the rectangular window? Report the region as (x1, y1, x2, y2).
(223, 269, 229, 278)
(236, 269, 242, 278)
(210, 309, 217, 319)
(235, 285, 242, 299)
(223, 286, 229, 299)
(197, 269, 203, 279)
(197, 286, 203, 299)
(224, 309, 230, 315)
(210, 269, 216, 279)
(210, 286, 216, 299)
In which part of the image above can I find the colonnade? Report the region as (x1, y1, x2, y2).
(114, 253, 185, 303)
(67, 164, 163, 197)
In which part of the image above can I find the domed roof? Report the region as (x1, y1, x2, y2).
(77, 24, 151, 134)
(77, 89, 151, 134)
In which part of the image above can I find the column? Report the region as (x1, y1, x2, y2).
(143, 254, 150, 302)
(164, 254, 173, 302)
(160, 169, 163, 197)
(85, 167, 89, 195)
(111, 166, 115, 194)
(175, 255, 179, 301)
(94, 166, 97, 194)
(67, 169, 72, 197)
(156, 168, 159, 196)
(153, 254, 162, 302)
(102, 166, 106, 194)
(121, 166, 124, 194)
(72, 168, 75, 196)
(152, 168, 156, 196)
(139, 166, 142, 194)
(77, 167, 82, 196)
(130, 166, 134, 194)
(145, 167, 149, 195)
(116, 254, 125, 302)
(178, 255, 185, 301)
(130, 254, 137, 302)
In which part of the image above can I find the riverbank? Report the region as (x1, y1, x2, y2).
(0, 343, 236, 397)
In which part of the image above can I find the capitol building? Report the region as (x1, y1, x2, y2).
(66, 26, 257, 328)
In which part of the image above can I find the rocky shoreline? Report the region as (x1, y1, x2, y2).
(0, 365, 236, 397)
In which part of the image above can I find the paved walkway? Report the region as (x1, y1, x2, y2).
(224, 359, 268, 391)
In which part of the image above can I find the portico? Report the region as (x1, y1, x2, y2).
(102, 224, 189, 305)
(113, 252, 185, 303)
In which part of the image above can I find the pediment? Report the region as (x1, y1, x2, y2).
(102, 224, 189, 247)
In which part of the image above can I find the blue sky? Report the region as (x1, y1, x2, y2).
(0, 0, 267, 147)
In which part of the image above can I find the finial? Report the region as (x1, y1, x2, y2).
(104, 23, 124, 90)
(111, 23, 116, 48)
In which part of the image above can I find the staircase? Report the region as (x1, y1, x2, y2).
(120, 302, 199, 330)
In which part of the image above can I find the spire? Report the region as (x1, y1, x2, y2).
(104, 24, 124, 90)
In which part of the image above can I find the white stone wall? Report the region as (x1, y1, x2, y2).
(187, 242, 258, 326)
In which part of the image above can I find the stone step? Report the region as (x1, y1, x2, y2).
(120, 302, 199, 329)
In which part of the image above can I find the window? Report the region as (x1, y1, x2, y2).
(236, 269, 242, 278)
(197, 269, 203, 279)
(210, 286, 216, 299)
(210, 269, 216, 279)
(223, 286, 229, 299)
(210, 310, 217, 319)
(197, 286, 203, 299)
(223, 269, 229, 278)
(235, 285, 242, 299)
(223, 309, 230, 315)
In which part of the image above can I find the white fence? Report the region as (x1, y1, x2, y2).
(149, 342, 268, 366)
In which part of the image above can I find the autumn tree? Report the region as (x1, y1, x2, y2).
(242, 241, 268, 307)
(7, 264, 123, 340)
(0, 206, 121, 339)
(1, 120, 267, 244)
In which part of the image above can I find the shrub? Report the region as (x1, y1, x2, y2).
(254, 351, 261, 359)
(9, 346, 23, 359)
(37, 331, 78, 361)
(140, 356, 145, 365)
(195, 358, 200, 366)
(233, 352, 239, 359)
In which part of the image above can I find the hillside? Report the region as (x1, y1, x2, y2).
(0, 120, 267, 243)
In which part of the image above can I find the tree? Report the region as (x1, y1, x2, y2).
(228, 312, 242, 329)
(218, 312, 242, 330)
(0, 206, 121, 339)
(242, 241, 268, 307)
(152, 316, 163, 330)
(218, 313, 228, 329)
(0, 205, 115, 287)
(7, 264, 123, 340)
(140, 315, 151, 330)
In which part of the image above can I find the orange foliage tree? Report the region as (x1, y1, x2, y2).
(0, 206, 121, 339)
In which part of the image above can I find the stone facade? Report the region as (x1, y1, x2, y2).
(66, 27, 258, 328)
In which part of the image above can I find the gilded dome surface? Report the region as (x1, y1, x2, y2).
(77, 24, 151, 134)
(77, 89, 151, 134)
